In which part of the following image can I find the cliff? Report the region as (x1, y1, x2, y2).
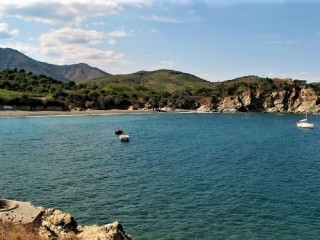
(193, 87, 320, 114)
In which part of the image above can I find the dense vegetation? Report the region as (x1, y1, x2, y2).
(0, 68, 316, 111)
(0, 68, 176, 110)
(86, 69, 211, 92)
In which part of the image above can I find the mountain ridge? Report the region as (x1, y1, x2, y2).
(0, 48, 110, 82)
(86, 69, 211, 92)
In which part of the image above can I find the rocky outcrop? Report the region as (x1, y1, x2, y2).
(130, 86, 320, 114)
(39, 208, 78, 239)
(39, 208, 132, 240)
(294, 88, 318, 113)
(77, 222, 132, 240)
(203, 87, 320, 114)
(0, 199, 132, 240)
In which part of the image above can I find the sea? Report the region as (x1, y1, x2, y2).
(1, 112, 320, 240)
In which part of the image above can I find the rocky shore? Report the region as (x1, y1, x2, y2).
(1, 86, 319, 117)
(207, 87, 319, 114)
(0, 199, 132, 240)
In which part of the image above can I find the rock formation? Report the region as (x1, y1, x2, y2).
(203, 86, 320, 114)
(0, 199, 132, 240)
(132, 85, 320, 114)
(39, 208, 132, 240)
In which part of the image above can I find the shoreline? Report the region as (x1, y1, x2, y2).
(0, 109, 201, 118)
(0, 109, 157, 118)
(0, 109, 312, 118)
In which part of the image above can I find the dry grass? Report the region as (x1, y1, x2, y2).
(0, 220, 80, 240)
(199, 96, 212, 106)
(0, 220, 44, 240)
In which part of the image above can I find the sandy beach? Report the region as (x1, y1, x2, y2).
(0, 109, 157, 118)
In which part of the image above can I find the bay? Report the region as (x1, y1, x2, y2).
(1, 113, 320, 239)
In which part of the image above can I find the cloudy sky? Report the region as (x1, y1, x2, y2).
(0, 0, 319, 82)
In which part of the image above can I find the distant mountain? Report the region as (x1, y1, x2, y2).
(86, 69, 211, 92)
(0, 48, 110, 81)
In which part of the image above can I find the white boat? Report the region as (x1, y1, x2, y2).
(297, 114, 314, 129)
(119, 133, 130, 141)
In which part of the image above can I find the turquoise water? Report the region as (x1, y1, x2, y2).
(1, 113, 320, 239)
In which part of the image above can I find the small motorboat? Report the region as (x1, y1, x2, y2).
(114, 129, 130, 141)
(114, 129, 124, 135)
(119, 133, 130, 142)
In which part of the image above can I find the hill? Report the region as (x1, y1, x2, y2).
(0, 65, 318, 113)
(0, 48, 110, 82)
(85, 69, 211, 92)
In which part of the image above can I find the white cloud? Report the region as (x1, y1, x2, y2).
(41, 28, 105, 45)
(108, 38, 117, 45)
(39, 27, 123, 66)
(117, 0, 152, 7)
(0, 23, 19, 38)
(0, 0, 151, 25)
(92, 21, 108, 26)
(140, 15, 183, 24)
(0, 1, 120, 25)
(107, 30, 128, 37)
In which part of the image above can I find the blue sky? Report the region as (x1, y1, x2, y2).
(0, 0, 319, 82)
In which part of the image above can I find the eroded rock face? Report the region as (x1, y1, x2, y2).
(197, 105, 211, 112)
(38, 208, 133, 240)
(294, 88, 318, 113)
(0, 199, 133, 240)
(217, 96, 242, 113)
(78, 222, 132, 240)
(39, 208, 78, 239)
(197, 87, 320, 114)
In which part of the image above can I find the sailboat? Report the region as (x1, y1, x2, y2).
(297, 112, 314, 129)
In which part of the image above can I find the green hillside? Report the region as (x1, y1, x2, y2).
(84, 69, 211, 92)
(0, 68, 313, 111)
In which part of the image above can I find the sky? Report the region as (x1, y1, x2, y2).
(0, 0, 319, 82)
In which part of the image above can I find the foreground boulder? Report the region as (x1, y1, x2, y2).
(0, 199, 132, 240)
(77, 222, 132, 240)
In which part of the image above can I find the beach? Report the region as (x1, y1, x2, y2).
(0, 109, 156, 118)
(0, 108, 200, 118)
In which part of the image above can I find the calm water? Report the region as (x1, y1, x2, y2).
(1, 113, 320, 239)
